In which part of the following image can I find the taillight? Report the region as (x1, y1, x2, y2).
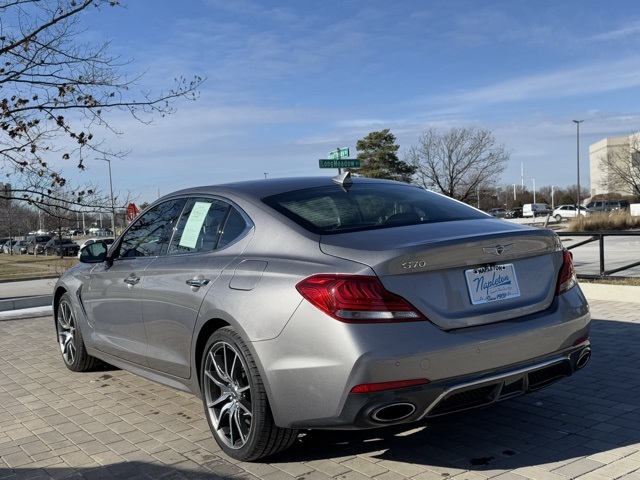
(295, 274, 426, 323)
(556, 250, 577, 295)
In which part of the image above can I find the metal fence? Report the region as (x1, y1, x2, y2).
(557, 231, 640, 279)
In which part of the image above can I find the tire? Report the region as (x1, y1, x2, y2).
(201, 327, 298, 461)
(555, 214, 562, 222)
(56, 293, 100, 372)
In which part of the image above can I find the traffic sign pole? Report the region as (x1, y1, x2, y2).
(325, 148, 352, 173)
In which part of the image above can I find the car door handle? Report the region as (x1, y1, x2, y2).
(124, 275, 141, 285)
(186, 278, 210, 287)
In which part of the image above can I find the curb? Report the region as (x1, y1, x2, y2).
(0, 305, 52, 320)
(0, 295, 53, 312)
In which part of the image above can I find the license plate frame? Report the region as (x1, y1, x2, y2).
(465, 264, 521, 305)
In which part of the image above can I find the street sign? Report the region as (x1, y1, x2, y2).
(328, 147, 349, 160)
(319, 159, 360, 169)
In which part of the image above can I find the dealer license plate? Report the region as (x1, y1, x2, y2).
(465, 264, 521, 305)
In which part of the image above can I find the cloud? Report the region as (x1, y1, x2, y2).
(591, 20, 640, 41)
(421, 55, 640, 111)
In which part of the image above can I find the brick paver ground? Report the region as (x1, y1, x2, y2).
(1, 300, 639, 480)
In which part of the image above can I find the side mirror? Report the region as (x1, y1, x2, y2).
(78, 241, 109, 263)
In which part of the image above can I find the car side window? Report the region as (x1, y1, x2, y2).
(168, 198, 230, 254)
(218, 207, 248, 248)
(115, 198, 186, 259)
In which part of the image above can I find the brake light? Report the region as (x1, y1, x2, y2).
(295, 274, 426, 322)
(556, 250, 577, 295)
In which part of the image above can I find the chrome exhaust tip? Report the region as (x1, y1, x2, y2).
(576, 347, 591, 369)
(371, 402, 416, 423)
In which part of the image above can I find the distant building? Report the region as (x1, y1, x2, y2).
(0, 182, 11, 206)
(589, 133, 639, 197)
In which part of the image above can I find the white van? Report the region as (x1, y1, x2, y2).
(523, 203, 552, 217)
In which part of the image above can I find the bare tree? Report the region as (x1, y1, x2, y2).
(0, 0, 203, 211)
(595, 133, 640, 198)
(407, 127, 510, 203)
(0, 198, 35, 250)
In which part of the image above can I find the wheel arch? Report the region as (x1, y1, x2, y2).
(194, 318, 231, 394)
(53, 286, 68, 323)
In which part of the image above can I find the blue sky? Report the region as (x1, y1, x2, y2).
(68, 0, 640, 204)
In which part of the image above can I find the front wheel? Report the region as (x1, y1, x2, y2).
(56, 293, 100, 372)
(554, 214, 562, 222)
(200, 327, 298, 461)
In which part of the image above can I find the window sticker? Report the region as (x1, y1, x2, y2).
(179, 202, 212, 249)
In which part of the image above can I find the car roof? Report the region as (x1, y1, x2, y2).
(163, 176, 408, 202)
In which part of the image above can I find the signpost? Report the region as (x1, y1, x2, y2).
(319, 159, 360, 169)
(328, 147, 350, 160)
(320, 147, 359, 172)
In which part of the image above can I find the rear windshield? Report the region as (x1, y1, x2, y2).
(263, 183, 487, 234)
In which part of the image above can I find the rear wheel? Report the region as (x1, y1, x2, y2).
(56, 293, 100, 371)
(201, 327, 298, 461)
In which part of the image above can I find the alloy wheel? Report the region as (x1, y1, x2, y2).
(203, 341, 253, 450)
(57, 300, 77, 365)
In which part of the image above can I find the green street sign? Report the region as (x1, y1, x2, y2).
(328, 147, 350, 160)
(319, 159, 361, 169)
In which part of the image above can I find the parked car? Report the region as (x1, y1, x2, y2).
(523, 203, 552, 217)
(585, 200, 620, 212)
(26, 234, 52, 255)
(2, 239, 17, 254)
(505, 207, 523, 218)
(79, 237, 115, 249)
(0, 237, 10, 253)
(552, 205, 593, 222)
(45, 237, 80, 257)
(53, 175, 591, 461)
(487, 208, 507, 218)
(88, 228, 111, 236)
(11, 240, 28, 255)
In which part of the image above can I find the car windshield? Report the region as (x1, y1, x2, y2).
(263, 183, 487, 234)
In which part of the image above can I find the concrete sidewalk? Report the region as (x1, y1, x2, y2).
(0, 277, 56, 312)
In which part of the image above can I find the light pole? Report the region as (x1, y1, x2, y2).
(532, 179, 536, 203)
(95, 158, 116, 239)
(573, 120, 583, 207)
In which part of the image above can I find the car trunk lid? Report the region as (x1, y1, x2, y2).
(319, 219, 563, 330)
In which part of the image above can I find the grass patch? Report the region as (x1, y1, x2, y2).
(580, 277, 640, 286)
(0, 254, 77, 280)
(565, 211, 640, 232)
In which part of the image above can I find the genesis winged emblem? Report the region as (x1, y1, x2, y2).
(482, 243, 514, 256)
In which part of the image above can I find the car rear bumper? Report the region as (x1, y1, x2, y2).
(253, 286, 590, 429)
(292, 343, 590, 429)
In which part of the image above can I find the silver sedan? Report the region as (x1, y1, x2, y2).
(53, 174, 591, 461)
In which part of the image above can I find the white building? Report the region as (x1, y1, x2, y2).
(589, 133, 639, 197)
